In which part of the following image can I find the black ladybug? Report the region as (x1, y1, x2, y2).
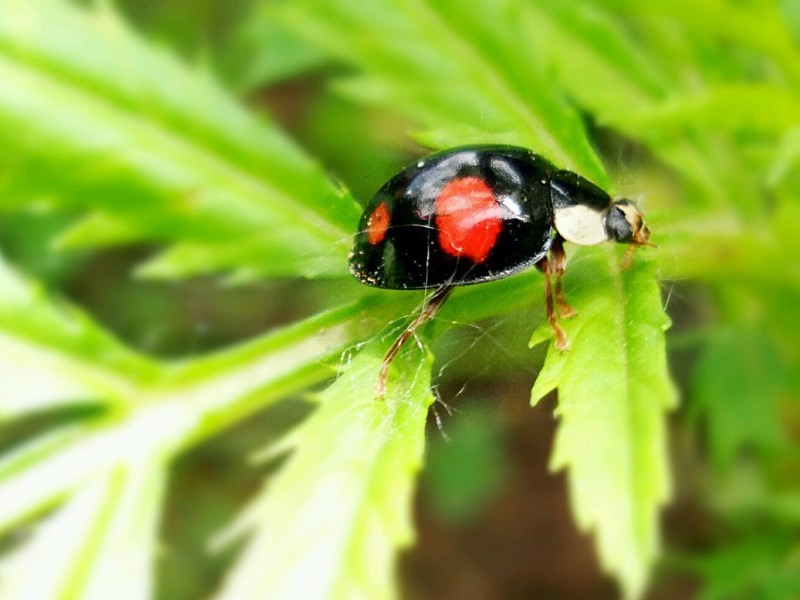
(349, 145, 651, 396)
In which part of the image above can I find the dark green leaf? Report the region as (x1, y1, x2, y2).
(690, 328, 789, 471)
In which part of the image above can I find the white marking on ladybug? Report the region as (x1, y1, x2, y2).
(554, 205, 609, 246)
(617, 202, 642, 229)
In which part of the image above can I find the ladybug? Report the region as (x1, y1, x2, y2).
(349, 145, 651, 396)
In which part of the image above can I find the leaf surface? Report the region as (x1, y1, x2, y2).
(690, 328, 789, 471)
(531, 248, 676, 599)
(275, 0, 608, 184)
(215, 341, 434, 600)
(0, 0, 360, 280)
(0, 452, 166, 600)
(0, 256, 155, 417)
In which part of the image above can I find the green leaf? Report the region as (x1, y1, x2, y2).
(0, 452, 166, 600)
(0, 263, 555, 537)
(0, 0, 360, 279)
(214, 340, 434, 600)
(521, 0, 669, 125)
(690, 327, 789, 471)
(769, 126, 800, 186)
(223, 5, 328, 91)
(0, 294, 407, 536)
(530, 248, 677, 599)
(0, 290, 394, 591)
(516, 1, 773, 211)
(275, 0, 608, 184)
(601, 0, 800, 85)
(422, 404, 508, 524)
(616, 85, 800, 137)
(691, 536, 800, 600)
(0, 255, 157, 417)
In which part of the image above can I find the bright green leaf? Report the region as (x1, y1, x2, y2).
(0, 255, 156, 417)
(275, 0, 609, 184)
(522, 0, 668, 125)
(601, 0, 800, 85)
(0, 452, 166, 600)
(0, 0, 360, 279)
(530, 248, 676, 599)
(769, 126, 800, 186)
(615, 85, 800, 137)
(0, 294, 405, 535)
(214, 340, 434, 600)
(517, 1, 771, 211)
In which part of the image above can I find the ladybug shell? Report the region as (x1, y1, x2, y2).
(349, 146, 556, 289)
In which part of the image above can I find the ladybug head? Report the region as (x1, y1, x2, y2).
(605, 199, 651, 246)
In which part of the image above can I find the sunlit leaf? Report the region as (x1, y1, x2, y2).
(0, 294, 408, 535)
(617, 85, 800, 137)
(601, 0, 800, 84)
(215, 341, 434, 600)
(521, 0, 668, 124)
(769, 126, 800, 185)
(275, 0, 609, 184)
(519, 1, 774, 211)
(0, 452, 166, 600)
(0, 0, 360, 279)
(0, 256, 156, 417)
(530, 248, 676, 599)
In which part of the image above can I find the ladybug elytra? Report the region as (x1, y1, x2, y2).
(349, 145, 651, 397)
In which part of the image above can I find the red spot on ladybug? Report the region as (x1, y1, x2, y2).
(435, 176, 503, 263)
(366, 202, 390, 245)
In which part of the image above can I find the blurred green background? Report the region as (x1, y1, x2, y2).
(1, 0, 799, 599)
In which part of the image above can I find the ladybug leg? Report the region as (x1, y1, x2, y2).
(375, 285, 454, 399)
(537, 257, 570, 351)
(621, 243, 636, 270)
(551, 237, 577, 319)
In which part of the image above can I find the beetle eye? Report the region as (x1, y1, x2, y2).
(605, 206, 634, 242)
